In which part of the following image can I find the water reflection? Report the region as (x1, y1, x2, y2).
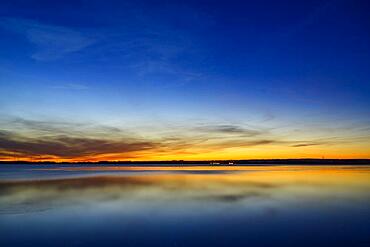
(1, 165, 370, 247)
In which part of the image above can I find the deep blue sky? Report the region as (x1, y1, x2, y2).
(0, 0, 369, 160)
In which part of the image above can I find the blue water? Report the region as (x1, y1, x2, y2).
(1, 164, 370, 246)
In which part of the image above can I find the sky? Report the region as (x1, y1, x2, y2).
(0, 0, 369, 161)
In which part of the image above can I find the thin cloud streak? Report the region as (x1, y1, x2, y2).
(194, 124, 264, 137)
(0, 18, 96, 61)
(50, 83, 89, 90)
(291, 142, 324, 148)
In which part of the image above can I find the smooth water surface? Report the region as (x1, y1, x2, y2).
(1, 165, 370, 246)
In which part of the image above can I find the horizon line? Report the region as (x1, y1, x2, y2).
(1, 158, 370, 165)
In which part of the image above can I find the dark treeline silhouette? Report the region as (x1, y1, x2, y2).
(1, 159, 370, 165)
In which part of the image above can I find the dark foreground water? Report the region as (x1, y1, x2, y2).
(1, 165, 370, 247)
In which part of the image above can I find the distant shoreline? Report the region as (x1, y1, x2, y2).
(1, 159, 370, 165)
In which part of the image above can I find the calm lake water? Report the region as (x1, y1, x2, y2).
(1, 164, 370, 247)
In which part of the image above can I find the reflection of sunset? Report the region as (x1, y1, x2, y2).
(1, 165, 370, 247)
(2, 166, 370, 215)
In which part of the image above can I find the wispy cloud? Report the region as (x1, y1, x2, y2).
(0, 117, 358, 161)
(0, 130, 156, 159)
(0, 9, 205, 84)
(194, 124, 264, 137)
(0, 18, 96, 61)
(4, 117, 122, 137)
(50, 83, 89, 90)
